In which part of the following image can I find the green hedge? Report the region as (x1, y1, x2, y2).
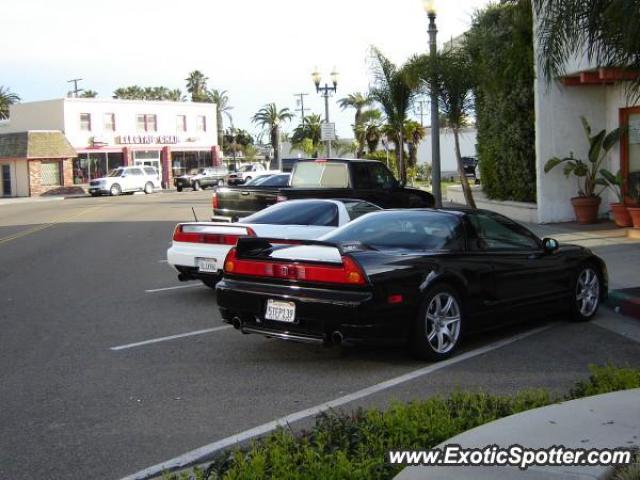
(164, 365, 640, 480)
(466, 0, 537, 202)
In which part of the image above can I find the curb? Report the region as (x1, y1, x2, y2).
(606, 288, 640, 320)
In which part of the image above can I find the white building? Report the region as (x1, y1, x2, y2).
(1, 98, 218, 196)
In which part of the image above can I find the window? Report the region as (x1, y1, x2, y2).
(104, 113, 116, 131)
(80, 113, 92, 131)
(467, 211, 540, 251)
(136, 114, 157, 132)
(242, 201, 339, 226)
(129, 168, 144, 176)
(352, 162, 397, 189)
(41, 161, 62, 186)
(196, 115, 207, 132)
(176, 115, 187, 132)
(143, 166, 158, 177)
(343, 200, 382, 220)
(324, 211, 464, 251)
(171, 151, 212, 177)
(73, 153, 123, 184)
(291, 161, 349, 188)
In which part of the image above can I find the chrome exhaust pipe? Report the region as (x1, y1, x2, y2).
(331, 330, 343, 346)
(232, 317, 242, 330)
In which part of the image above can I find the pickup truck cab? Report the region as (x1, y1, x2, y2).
(212, 158, 434, 220)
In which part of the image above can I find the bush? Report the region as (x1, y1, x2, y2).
(165, 365, 640, 480)
(466, 0, 537, 202)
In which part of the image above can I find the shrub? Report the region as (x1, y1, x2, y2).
(165, 365, 640, 480)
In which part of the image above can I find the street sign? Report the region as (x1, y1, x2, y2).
(321, 122, 336, 141)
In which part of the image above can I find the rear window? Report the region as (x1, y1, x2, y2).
(322, 211, 464, 251)
(342, 200, 381, 220)
(254, 174, 290, 187)
(242, 201, 339, 226)
(291, 162, 349, 188)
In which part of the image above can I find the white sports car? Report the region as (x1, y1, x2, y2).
(167, 199, 381, 288)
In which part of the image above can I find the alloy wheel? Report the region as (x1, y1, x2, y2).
(576, 268, 600, 317)
(425, 292, 461, 354)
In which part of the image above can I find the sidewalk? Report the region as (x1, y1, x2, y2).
(394, 388, 640, 480)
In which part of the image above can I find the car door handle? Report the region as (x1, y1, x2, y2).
(241, 191, 250, 195)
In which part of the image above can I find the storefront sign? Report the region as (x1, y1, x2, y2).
(116, 135, 179, 145)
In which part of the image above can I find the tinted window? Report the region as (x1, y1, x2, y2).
(323, 211, 464, 251)
(342, 200, 381, 220)
(291, 162, 349, 188)
(467, 211, 540, 251)
(244, 175, 272, 185)
(256, 174, 290, 187)
(242, 201, 339, 226)
(352, 162, 396, 189)
(130, 168, 144, 176)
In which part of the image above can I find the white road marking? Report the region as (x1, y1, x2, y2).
(110, 326, 232, 351)
(144, 284, 203, 293)
(119, 324, 552, 480)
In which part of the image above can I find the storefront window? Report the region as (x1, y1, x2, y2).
(171, 151, 212, 177)
(73, 153, 124, 184)
(41, 161, 62, 186)
(627, 112, 640, 198)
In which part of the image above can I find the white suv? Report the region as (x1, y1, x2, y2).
(88, 166, 162, 196)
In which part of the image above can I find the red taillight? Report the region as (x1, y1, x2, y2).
(223, 249, 366, 286)
(387, 294, 403, 304)
(212, 191, 219, 209)
(173, 225, 255, 245)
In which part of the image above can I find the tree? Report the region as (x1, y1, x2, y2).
(409, 49, 477, 208)
(185, 70, 209, 102)
(208, 89, 233, 149)
(252, 103, 294, 167)
(369, 47, 416, 183)
(361, 109, 383, 153)
(113, 86, 184, 101)
(79, 90, 98, 98)
(403, 120, 426, 170)
(291, 113, 322, 157)
(534, 0, 640, 93)
(338, 92, 372, 158)
(0, 86, 20, 119)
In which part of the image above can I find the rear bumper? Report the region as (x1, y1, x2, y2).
(216, 278, 413, 345)
(167, 242, 231, 280)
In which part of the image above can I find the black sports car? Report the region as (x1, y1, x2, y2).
(216, 209, 607, 360)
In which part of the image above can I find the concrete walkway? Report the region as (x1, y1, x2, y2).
(395, 388, 640, 480)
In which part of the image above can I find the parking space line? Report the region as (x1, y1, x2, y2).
(110, 326, 232, 351)
(145, 284, 204, 293)
(120, 324, 552, 480)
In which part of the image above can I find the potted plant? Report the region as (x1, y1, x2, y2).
(544, 117, 622, 224)
(628, 183, 640, 229)
(600, 169, 632, 227)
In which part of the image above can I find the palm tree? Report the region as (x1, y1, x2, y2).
(167, 89, 185, 101)
(403, 120, 426, 169)
(291, 113, 322, 157)
(534, 0, 640, 92)
(185, 70, 209, 102)
(369, 47, 416, 183)
(338, 92, 372, 157)
(361, 109, 383, 153)
(113, 86, 145, 99)
(79, 90, 98, 98)
(0, 86, 20, 119)
(409, 50, 477, 208)
(208, 89, 234, 149)
(252, 103, 294, 168)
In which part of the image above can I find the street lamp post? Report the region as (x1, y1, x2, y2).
(312, 67, 338, 157)
(423, 0, 442, 207)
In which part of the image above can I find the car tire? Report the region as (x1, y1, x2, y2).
(193, 181, 201, 191)
(176, 185, 183, 192)
(110, 184, 122, 196)
(201, 277, 219, 289)
(144, 182, 154, 194)
(410, 283, 464, 361)
(90, 192, 100, 197)
(571, 264, 601, 322)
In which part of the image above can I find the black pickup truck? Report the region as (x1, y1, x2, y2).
(212, 159, 435, 219)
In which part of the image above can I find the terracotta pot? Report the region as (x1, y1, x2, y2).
(628, 207, 640, 229)
(610, 203, 632, 228)
(570, 196, 601, 224)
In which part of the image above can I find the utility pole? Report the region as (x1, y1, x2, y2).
(67, 78, 84, 98)
(294, 93, 308, 126)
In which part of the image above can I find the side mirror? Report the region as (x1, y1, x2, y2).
(542, 237, 559, 254)
(121, 174, 126, 178)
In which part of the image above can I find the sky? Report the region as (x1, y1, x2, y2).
(1, 0, 491, 139)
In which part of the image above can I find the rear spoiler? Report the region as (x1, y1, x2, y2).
(235, 237, 372, 258)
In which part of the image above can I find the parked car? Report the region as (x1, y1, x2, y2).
(226, 164, 279, 186)
(88, 166, 161, 196)
(462, 156, 479, 183)
(168, 198, 381, 288)
(174, 167, 228, 192)
(217, 208, 607, 361)
(213, 158, 435, 220)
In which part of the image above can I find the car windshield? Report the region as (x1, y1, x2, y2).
(107, 169, 124, 177)
(322, 211, 464, 251)
(242, 201, 339, 226)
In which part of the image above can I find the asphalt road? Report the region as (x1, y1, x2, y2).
(1, 192, 639, 480)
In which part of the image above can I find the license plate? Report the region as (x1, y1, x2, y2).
(197, 257, 217, 273)
(265, 299, 296, 323)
